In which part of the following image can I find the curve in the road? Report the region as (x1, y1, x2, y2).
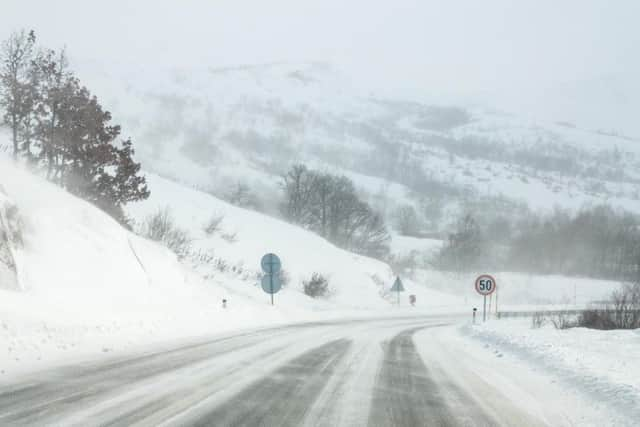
(0, 317, 548, 427)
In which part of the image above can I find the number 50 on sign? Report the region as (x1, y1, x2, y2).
(475, 274, 496, 296)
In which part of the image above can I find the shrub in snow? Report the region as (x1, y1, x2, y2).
(531, 312, 546, 329)
(303, 273, 330, 298)
(203, 214, 224, 235)
(140, 207, 191, 259)
(610, 282, 640, 329)
(576, 283, 640, 330)
(220, 231, 238, 243)
(213, 258, 229, 273)
(577, 310, 616, 330)
(550, 312, 575, 330)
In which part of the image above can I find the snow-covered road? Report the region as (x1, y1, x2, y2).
(0, 316, 627, 426)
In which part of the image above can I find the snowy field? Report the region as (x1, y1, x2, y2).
(462, 318, 640, 424)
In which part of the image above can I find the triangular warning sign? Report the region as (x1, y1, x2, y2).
(391, 276, 405, 292)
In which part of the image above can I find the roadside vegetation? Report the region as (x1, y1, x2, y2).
(0, 30, 149, 224)
(281, 164, 390, 258)
(530, 282, 640, 331)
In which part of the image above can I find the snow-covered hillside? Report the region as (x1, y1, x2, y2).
(0, 151, 461, 378)
(0, 156, 257, 376)
(77, 62, 640, 232)
(125, 173, 465, 310)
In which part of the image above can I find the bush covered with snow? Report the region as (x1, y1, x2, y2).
(576, 283, 640, 330)
(303, 273, 330, 298)
(139, 207, 192, 258)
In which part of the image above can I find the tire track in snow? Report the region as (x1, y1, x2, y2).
(189, 338, 352, 427)
(0, 328, 294, 425)
(368, 326, 456, 427)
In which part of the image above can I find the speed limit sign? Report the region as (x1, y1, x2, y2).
(475, 274, 496, 296)
(475, 274, 497, 323)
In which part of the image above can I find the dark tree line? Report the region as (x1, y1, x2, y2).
(0, 30, 148, 223)
(508, 206, 640, 280)
(281, 164, 390, 258)
(436, 205, 640, 281)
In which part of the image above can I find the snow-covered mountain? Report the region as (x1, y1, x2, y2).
(80, 61, 640, 232)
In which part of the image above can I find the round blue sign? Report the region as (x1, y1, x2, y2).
(261, 274, 282, 294)
(261, 253, 281, 274)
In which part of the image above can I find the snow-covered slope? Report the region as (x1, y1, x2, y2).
(0, 157, 291, 377)
(0, 157, 190, 309)
(77, 61, 640, 232)
(126, 173, 463, 310)
(0, 152, 465, 378)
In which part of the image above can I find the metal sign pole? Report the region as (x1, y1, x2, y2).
(483, 295, 487, 322)
(270, 272, 274, 306)
(488, 293, 492, 320)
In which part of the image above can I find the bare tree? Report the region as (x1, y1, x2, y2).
(281, 164, 390, 258)
(0, 30, 36, 159)
(280, 164, 316, 225)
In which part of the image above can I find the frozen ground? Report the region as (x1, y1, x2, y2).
(462, 318, 640, 424)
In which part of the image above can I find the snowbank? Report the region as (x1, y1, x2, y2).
(463, 319, 640, 422)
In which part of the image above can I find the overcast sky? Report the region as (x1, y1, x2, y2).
(2, 0, 639, 133)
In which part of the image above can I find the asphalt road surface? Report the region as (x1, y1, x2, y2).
(0, 316, 550, 426)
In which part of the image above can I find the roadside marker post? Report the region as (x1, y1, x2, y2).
(261, 253, 282, 305)
(475, 274, 497, 322)
(473, 308, 477, 324)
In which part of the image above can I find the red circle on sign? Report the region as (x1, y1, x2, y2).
(475, 274, 497, 296)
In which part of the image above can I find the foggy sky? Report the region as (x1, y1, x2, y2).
(1, 0, 639, 134)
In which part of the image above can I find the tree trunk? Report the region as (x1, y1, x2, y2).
(11, 115, 18, 160)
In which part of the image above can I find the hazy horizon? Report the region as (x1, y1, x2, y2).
(2, 0, 639, 134)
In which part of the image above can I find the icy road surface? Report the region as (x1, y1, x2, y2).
(0, 316, 619, 426)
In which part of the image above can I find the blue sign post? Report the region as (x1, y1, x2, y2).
(391, 276, 405, 305)
(261, 253, 282, 305)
